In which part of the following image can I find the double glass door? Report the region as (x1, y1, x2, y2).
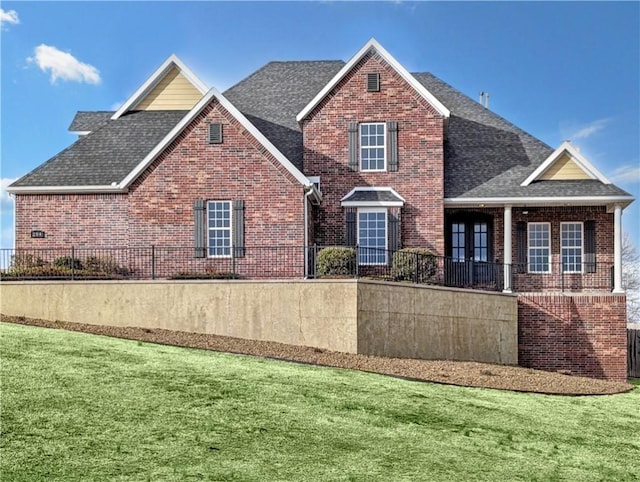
(447, 216, 494, 287)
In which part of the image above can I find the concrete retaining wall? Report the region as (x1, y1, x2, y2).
(0, 279, 517, 365)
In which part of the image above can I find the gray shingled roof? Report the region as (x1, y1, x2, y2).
(224, 61, 345, 171)
(68, 111, 113, 132)
(11, 58, 631, 201)
(411, 73, 630, 199)
(342, 189, 404, 203)
(12, 110, 188, 187)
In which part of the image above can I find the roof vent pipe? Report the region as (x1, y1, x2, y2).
(479, 91, 490, 108)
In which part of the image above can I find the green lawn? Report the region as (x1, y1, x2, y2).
(1, 323, 639, 481)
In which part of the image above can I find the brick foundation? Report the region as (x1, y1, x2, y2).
(518, 294, 627, 380)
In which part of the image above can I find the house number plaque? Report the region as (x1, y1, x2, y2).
(30, 230, 45, 238)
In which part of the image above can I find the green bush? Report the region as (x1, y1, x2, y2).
(316, 247, 356, 277)
(2, 265, 71, 280)
(53, 256, 83, 271)
(392, 248, 438, 284)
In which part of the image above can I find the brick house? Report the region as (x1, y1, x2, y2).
(8, 39, 634, 380)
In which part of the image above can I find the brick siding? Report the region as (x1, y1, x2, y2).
(302, 51, 446, 254)
(518, 294, 628, 381)
(14, 99, 309, 277)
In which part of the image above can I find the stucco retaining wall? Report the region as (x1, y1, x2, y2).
(0, 280, 517, 365)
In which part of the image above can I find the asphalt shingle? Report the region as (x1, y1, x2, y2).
(12, 110, 188, 187)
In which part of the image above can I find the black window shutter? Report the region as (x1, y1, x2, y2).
(348, 122, 359, 171)
(388, 210, 400, 265)
(585, 220, 596, 273)
(194, 199, 206, 258)
(232, 200, 245, 258)
(209, 123, 223, 144)
(345, 209, 357, 246)
(387, 121, 398, 171)
(516, 221, 527, 273)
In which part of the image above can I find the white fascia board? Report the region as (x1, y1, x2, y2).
(6, 185, 126, 194)
(119, 86, 312, 190)
(70, 131, 92, 136)
(444, 195, 634, 208)
(296, 38, 450, 122)
(111, 54, 208, 120)
(521, 141, 611, 186)
(341, 200, 404, 207)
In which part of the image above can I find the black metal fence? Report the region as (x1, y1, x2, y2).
(0, 246, 614, 293)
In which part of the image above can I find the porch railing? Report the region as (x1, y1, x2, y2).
(0, 246, 615, 293)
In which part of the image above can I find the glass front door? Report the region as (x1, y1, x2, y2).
(446, 215, 494, 288)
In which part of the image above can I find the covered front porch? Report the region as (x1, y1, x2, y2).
(443, 201, 628, 294)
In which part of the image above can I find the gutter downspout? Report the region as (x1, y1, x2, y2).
(304, 186, 314, 278)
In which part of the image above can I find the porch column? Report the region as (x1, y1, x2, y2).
(613, 204, 624, 293)
(503, 205, 512, 293)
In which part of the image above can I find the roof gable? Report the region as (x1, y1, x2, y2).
(119, 86, 314, 191)
(521, 141, 610, 186)
(111, 55, 208, 120)
(296, 39, 450, 122)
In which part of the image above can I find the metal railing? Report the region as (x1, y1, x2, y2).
(0, 246, 615, 293)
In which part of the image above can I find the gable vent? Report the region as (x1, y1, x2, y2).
(209, 123, 223, 144)
(366, 73, 380, 92)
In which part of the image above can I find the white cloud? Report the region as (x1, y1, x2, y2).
(609, 164, 640, 185)
(27, 44, 101, 85)
(0, 8, 19, 26)
(568, 118, 612, 140)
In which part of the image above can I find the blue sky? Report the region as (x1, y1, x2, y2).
(1, 1, 639, 251)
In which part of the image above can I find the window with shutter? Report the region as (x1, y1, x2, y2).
(516, 221, 527, 273)
(348, 122, 359, 171)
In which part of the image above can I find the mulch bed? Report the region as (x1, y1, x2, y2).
(1, 314, 634, 396)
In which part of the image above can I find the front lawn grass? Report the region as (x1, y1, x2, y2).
(1, 322, 639, 481)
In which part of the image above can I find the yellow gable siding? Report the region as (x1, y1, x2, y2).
(134, 67, 203, 111)
(539, 153, 591, 180)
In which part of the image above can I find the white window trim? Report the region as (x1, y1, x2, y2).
(207, 200, 233, 258)
(360, 122, 386, 172)
(357, 207, 388, 265)
(527, 222, 551, 274)
(561, 221, 584, 274)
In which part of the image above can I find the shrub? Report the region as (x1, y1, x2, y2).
(316, 247, 356, 277)
(2, 265, 70, 280)
(84, 255, 129, 276)
(392, 248, 438, 284)
(53, 256, 83, 271)
(10, 253, 46, 271)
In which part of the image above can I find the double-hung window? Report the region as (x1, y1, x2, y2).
(358, 209, 387, 265)
(360, 123, 386, 171)
(528, 223, 550, 273)
(207, 201, 232, 257)
(561, 222, 583, 273)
